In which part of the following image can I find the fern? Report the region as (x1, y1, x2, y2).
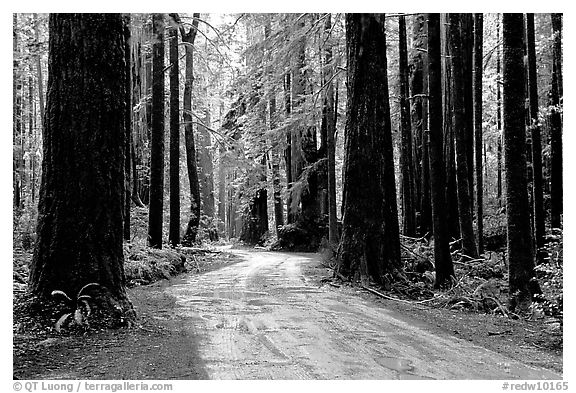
(50, 282, 102, 332)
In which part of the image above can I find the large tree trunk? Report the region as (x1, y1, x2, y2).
(168, 15, 180, 247)
(461, 14, 475, 212)
(441, 14, 461, 240)
(473, 13, 484, 254)
(525, 14, 545, 261)
(337, 14, 401, 284)
(503, 13, 536, 313)
(148, 13, 165, 249)
(399, 15, 416, 237)
(549, 13, 563, 229)
(123, 15, 132, 242)
(179, 13, 201, 245)
(448, 13, 478, 260)
(427, 13, 455, 288)
(29, 14, 134, 324)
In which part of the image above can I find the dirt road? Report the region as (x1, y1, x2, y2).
(167, 247, 560, 380)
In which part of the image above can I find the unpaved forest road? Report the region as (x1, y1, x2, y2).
(169, 247, 560, 380)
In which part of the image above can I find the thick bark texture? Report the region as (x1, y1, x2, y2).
(29, 14, 134, 323)
(525, 14, 545, 261)
(549, 14, 563, 229)
(448, 13, 478, 260)
(427, 13, 455, 288)
(179, 13, 201, 245)
(338, 14, 401, 284)
(473, 13, 483, 254)
(441, 14, 461, 240)
(168, 17, 180, 247)
(148, 13, 165, 249)
(124, 15, 132, 242)
(399, 15, 416, 237)
(503, 13, 536, 313)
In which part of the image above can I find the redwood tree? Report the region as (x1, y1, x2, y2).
(473, 13, 484, 254)
(525, 13, 545, 260)
(148, 13, 165, 249)
(123, 15, 132, 242)
(503, 13, 536, 312)
(178, 13, 202, 245)
(29, 14, 134, 323)
(549, 13, 563, 229)
(337, 13, 401, 283)
(168, 14, 180, 247)
(427, 13, 455, 288)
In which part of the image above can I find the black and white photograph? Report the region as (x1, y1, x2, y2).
(12, 10, 565, 384)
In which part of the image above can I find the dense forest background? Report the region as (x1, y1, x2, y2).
(12, 13, 563, 325)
